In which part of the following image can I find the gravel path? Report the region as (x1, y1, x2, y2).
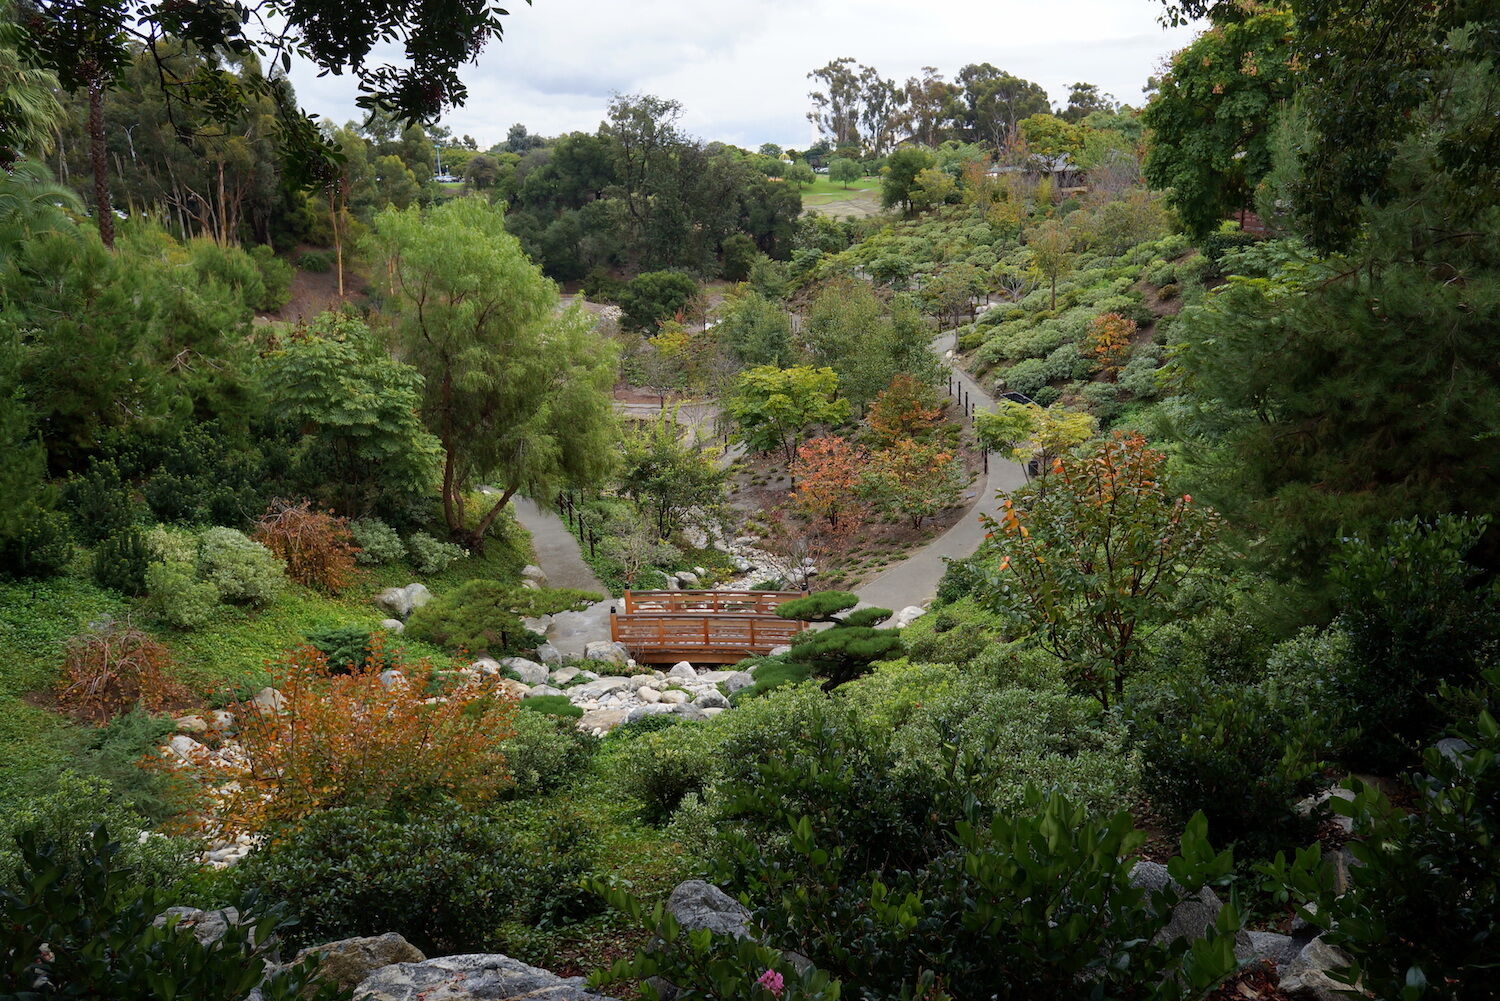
(855, 331, 1027, 611)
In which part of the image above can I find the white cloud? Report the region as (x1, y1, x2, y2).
(286, 0, 1199, 149)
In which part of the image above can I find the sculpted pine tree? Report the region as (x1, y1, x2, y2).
(369, 199, 618, 551)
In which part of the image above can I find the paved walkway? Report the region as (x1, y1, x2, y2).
(510, 497, 617, 658)
(855, 331, 1027, 611)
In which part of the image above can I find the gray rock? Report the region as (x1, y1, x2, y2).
(536, 643, 564, 665)
(1435, 736, 1473, 765)
(522, 564, 548, 585)
(379, 670, 406, 690)
(375, 583, 432, 620)
(577, 708, 629, 735)
(577, 670, 601, 682)
(571, 677, 633, 699)
(353, 953, 619, 1001)
(472, 657, 502, 676)
(163, 735, 207, 764)
(674, 571, 700, 588)
(1278, 937, 1353, 1001)
(250, 686, 286, 713)
(174, 714, 209, 734)
(583, 640, 629, 666)
(550, 667, 581, 685)
(153, 907, 243, 946)
(660, 689, 688, 705)
(667, 661, 697, 679)
(767, 645, 791, 658)
(526, 685, 565, 698)
(693, 690, 730, 710)
(1235, 930, 1300, 967)
(672, 704, 709, 722)
(1127, 862, 1226, 948)
(888, 605, 927, 629)
(1153, 885, 1223, 945)
(722, 671, 754, 694)
(637, 687, 662, 703)
(294, 933, 425, 993)
(501, 657, 549, 686)
(666, 881, 752, 939)
(378, 618, 405, 634)
(1127, 860, 1174, 893)
(627, 703, 677, 723)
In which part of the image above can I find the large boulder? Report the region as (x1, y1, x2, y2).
(378, 618, 406, 634)
(1235, 930, 1301, 968)
(692, 690, 730, 710)
(1278, 937, 1353, 1001)
(666, 880, 752, 939)
(1128, 861, 1235, 948)
(500, 657, 549, 686)
(722, 671, 754, 694)
(535, 642, 564, 665)
(571, 677, 634, 700)
(578, 708, 630, 735)
(249, 687, 286, 713)
(888, 605, 927, 629)
(667, 661, 697, 680)
(293, 933, 425, 993)
(152, 907, 243, 947)
(583, 640, 630, 666)
(627, 703, 676, 723)
(522, 564, 548, 586)
(375, 583, 432, 621)
(353, 954, 618, 1001)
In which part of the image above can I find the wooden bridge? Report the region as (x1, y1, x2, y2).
(610, 589, 805, 664)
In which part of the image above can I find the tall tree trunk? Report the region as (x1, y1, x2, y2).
(87, 76, 114, 248)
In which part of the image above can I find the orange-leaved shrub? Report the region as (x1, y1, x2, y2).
(1082, 312, 1136, 381)
(252, 499, 359, 593)
(179, 640, 517, 839)
(56, 619, 190, 724)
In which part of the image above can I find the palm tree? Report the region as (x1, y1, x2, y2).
(0, 158, 82, 266)
(0, 1, 65, 168)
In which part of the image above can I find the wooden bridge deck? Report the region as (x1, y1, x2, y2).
(611, 591, 804, 664)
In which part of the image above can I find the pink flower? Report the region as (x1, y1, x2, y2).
(756, 969, 785, 998)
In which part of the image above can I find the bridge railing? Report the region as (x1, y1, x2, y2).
(620, 590, 804, 616)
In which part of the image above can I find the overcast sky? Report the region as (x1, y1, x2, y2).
(287, 0, 1201, 150)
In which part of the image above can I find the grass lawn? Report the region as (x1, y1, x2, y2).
(799, 173, 882, 199)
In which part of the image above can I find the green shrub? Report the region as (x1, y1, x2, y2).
(501, 710, 595, 798)
(1133, 680, 1321, 860)
(1261, 670, 1500, 1000)
(63, 459, 136, 544)
(144, 560, 219, 630)
(1329, 515, 1500, 771)
(1118, 344, 1163, 398)
(519, 694, 584, 719)
(349, 517, 405, 565)
(248, 245, 293, 311)
(616, 722, 718, 823)
(1, 826, 344, 1001)
(1079, 381, 1125, 423)
(608, 713, 682, 740)
(233, 802, 521, 954)
(296, 249, 333, 272)
(196, 527, 284, 607)
(1031, 385, 1061, 406)
(92, 527, 151, 596)
(304, 625, 393, 674)
(0, 501, 75, 580)
(995, 357, 1049, 397)
(145, 524, 199, 566)
(405, 530, 465, 575)
(405, 580, 597, 656)
(137, 421, 269, 529)
(0, 772, 193, 890)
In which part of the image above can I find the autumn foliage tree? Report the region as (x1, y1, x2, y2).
(978, 432, 1221, 708)
(1082, 312, 1135, 381)
(864, 374, 946, 448)
(863, 438, 965, 528)
(177, 642, 517, 839)
(791, 436, 867, 531)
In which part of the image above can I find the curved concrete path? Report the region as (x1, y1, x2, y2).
(855, 331, 1027, 610)
(510, 497, 614, 658)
